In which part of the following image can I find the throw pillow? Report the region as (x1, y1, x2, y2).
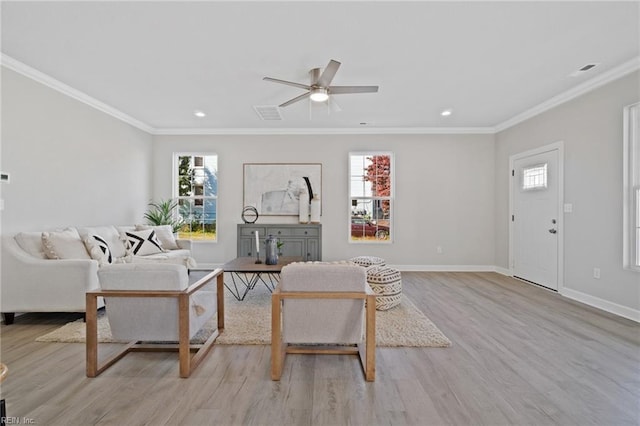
(15, 232, 48, 259)
(77, 226, 128, 259)
(42, 228, 92, 260)
(125, 229, 164, 256)
(83, 234, 113, 265)
(135, 224, 179, 250)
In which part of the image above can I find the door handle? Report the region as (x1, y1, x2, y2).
(548, 228, 557, 234)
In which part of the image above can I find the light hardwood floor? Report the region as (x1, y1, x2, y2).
(1, 272, 638, 425)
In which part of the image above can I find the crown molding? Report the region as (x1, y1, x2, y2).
(494, 56, 640, 133)
(1, 53, 154, 134)
(4, 52, 638, 137)
(152, 127, 496, 136)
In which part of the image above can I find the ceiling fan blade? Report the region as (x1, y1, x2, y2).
(316, 60, 341, 87)
(263, 77, 311, 91)
(329, 85, 379, 94)
(280, 91, 311, 107)
(329, 97, 342, 113)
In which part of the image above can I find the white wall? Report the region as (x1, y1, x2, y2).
(0, 68, 153, 234)
(495, 71, 640, 315)
(152, 134, 496, 268)
(3, 63, 637, 319)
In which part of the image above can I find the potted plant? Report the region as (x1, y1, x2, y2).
(144, 199, 184, 233)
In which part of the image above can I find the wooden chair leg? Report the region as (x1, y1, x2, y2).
(86, 294, 98, 377)
(217, 272, 225, 331)
(178, 294, 190, 378)
(271, 292, 284, 380)
(364, 294, 376, 381)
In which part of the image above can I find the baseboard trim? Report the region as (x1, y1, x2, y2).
(560, 288, 640, 323)
(390, 265, 498, 272)
(493, 266, 511, 276)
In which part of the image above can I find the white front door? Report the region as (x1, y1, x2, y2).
(512, 148, 560, 290)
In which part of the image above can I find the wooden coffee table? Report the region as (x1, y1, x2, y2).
(222, 256, 302, 301)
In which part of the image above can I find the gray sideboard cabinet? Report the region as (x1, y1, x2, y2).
(237, 224, 322, 261)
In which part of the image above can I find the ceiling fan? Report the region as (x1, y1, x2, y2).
(263, 59, 379, 108)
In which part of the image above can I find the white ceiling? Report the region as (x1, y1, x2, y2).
(2, 1, 639, 134)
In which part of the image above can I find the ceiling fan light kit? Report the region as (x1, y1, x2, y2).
(310, 88, 329, 102)
(263, 59, 379, 108)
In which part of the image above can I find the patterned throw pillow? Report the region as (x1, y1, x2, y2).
(135, 224, 179, 250)
(125, 229, 163, 256)
(84, 234, 113, 265)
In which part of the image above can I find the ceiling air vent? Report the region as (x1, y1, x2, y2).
(569, 63, 600, 77)
(253, 105, 283, 121)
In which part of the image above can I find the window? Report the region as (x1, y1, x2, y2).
(624, 103, 640, 270)
(522, 163, 548, 190)
(174, 154, 218, 241)
(349, 153, 393, 242)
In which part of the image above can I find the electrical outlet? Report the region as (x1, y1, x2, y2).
(436, 246, 443, 254)
(593, 268, 601, 279)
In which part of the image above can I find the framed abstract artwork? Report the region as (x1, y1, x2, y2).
(243, 163, 322, 216)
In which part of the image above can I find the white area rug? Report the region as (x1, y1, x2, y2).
(36, 285, 451, 347)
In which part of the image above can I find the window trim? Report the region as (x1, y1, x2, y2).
(623, 102, 640, 271)
(348, 151, 394, 244)
(172, 152, 218, 243)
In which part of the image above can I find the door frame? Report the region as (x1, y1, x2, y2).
(509, 141, 565, 292)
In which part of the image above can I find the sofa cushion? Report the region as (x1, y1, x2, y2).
(78, 226, 127, 258)
(15, 232, 47, 259)
(42, 228, 91, 260)
(135, 224, 179, 250)
(124, 229, 163, 256)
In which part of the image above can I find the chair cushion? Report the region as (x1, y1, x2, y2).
(280, 262, 366, 292)
(98, 263, 189, 291)
(280, 262, 368, 344)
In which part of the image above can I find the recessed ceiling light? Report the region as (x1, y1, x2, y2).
(194, 110, 206, 118)
(441, 109, 453, 117)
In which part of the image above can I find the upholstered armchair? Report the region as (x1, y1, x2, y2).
(86, 264, 224, 378)
(271, 262, 376, 381)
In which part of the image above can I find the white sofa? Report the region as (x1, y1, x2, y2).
(1, 225, 195, 324)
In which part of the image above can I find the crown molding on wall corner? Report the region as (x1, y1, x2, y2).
(4, 52, 638, 137)
(1, 53, 155, 134)
(494, 56, 640, 133)
(152, 127, 496, 136)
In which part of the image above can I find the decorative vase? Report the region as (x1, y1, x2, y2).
(265, 234, 278, 265)
(310, 195, 320, 223)
(299, 187, 310, 224)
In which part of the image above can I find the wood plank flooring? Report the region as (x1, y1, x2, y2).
(0, 272, 638, 425)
